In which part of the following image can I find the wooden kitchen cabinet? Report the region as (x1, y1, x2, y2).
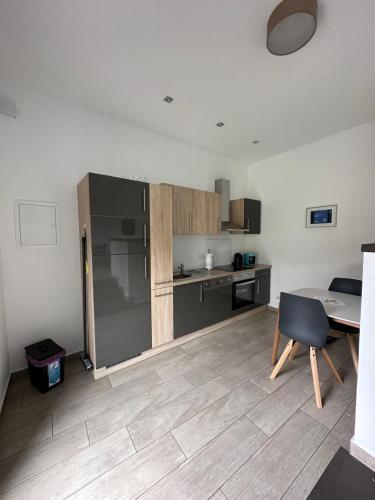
(210, 192, 222, 234)
(150, 184, 173, 289)
(172, 184, 222, 235)
(172, 185, 193, 234)
(152, 286, 174, 347)
(192, 189, 210, 234)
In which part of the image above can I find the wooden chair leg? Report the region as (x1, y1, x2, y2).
(271, 309, 281, 365)
(321, 348, 343, 383)
(270, 339, 294, 380)
(347, 335, 358, 374)
(289, 341, 301, 360)
(310, 347, 323, 409)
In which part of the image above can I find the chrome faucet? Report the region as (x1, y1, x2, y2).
(177, 263, 184, 275)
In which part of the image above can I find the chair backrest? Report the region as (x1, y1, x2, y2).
(329, 277, 362, 297)
(279, 292, 330, 348)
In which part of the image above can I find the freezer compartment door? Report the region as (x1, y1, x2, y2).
(89, 173, 149, 218)
(93, 253, 151, 368)
(91, 216, 149, 255)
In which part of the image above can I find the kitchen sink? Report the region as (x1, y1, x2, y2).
(173, 273, 193, 280)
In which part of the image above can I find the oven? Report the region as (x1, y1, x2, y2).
(232, 269, 256, 314)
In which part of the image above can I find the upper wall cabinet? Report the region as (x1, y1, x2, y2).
(172, 185, 193, 234)
(230, 198, 261, 234)
(171, 185, 221, 235)
(89, 173, 148, 218)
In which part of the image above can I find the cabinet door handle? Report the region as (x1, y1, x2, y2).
(144, 256, 148, 279)
(257, 280, 260, 295)
(143, 188, 146, 212)
(143, 224, 147, 247)
(247, 218, 250, 230)
(155, 280, 173, 285)
(199, 283, 203, 303)
(155, 292, 173, 297)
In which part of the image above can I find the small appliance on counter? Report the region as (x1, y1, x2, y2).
(233, 252, 243, 269)
(243, 252, 256, 267)
(205, 249, 213, 271)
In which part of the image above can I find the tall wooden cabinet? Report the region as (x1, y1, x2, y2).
(172, 184, 222, 235)
(150, 184, 174, 347)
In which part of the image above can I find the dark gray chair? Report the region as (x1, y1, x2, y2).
(328, 277, 362, 372)
(270, 292, 343, 408)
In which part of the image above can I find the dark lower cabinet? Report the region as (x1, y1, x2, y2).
(173, 282, 206, 339)
(254, 269, 271, 306)
(173, 278, 232, 338)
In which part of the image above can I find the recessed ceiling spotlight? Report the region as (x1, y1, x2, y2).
(216, 122, 225, 127)
(252, 140, 260, 144)
(163, 96, 174, 103)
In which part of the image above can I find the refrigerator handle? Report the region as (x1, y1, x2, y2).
(143, 188, 146, 212)
(143, 224, 147, 247)
(144, 255, 148, 279)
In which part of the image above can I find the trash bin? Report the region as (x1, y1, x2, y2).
(25, 338, 66, 393)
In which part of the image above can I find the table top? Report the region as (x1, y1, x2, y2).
(290, 288, 361, 327)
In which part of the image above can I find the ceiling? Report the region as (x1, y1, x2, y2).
(0, 0, 375, 163)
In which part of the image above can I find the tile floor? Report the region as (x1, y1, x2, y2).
(0, 310, 356, 499)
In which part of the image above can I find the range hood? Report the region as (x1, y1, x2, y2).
(215, 179, 248, 233)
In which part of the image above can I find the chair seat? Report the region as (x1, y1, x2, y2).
(329, 318, 359, 335)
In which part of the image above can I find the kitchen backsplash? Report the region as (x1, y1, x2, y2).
(173, 235, 232, 271)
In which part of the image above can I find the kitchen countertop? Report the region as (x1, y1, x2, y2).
(173, 264, 272, 287)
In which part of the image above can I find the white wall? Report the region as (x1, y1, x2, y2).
(352, 251, 375, 467)
(0, 240, 10, 409)
(244, 121, 375, 306)
(0, 79, 246, 371)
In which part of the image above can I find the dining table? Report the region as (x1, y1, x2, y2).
(271, 288, 361, 370)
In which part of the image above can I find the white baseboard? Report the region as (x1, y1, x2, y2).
(350, 437, 375, 472)
(0, 372, 11, 413)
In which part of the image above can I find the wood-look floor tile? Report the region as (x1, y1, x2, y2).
(331, 412, 355, 449)
(184, 333, 274, 388)
(0, 428, 135, 500)
(86, 376, 193, 444)
(140, 417, 267, 500)
(0, 415, 52, 460)
(53, 370, 163, 435)
(172, 381, 267, 457)
(209, 490, 227, 500)
(127, 378, 229, 451)
(282, 432, 344, 500)
(345, 399, 356, 419)
(108, 347, 187, 388)
(247, 340, 350, 436)
(0, 377, 111, 434)
(0, 422, 89, 494)
(69, 433, 185, 500)
(222, 411, 329, 500)
(302, 361, 356, 429)
(251, 343, 307, 394)
(217, 346, 274, 391)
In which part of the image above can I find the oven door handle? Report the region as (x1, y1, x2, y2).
(235, 280, 256, 286)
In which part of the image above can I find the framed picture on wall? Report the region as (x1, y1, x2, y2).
(306, 205, 337, 228)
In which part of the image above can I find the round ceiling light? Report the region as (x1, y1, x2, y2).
(267, 0, 318, 56)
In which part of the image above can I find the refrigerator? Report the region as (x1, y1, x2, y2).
(89, 173, 151, 368)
